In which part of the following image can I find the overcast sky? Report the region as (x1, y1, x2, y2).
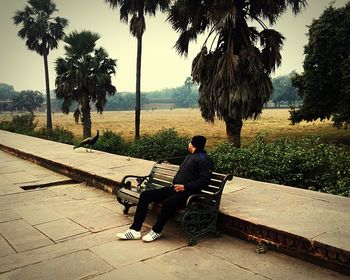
(0, 0, 348, 93)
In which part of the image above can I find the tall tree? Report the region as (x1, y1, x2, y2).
(13, 0, 68, 129)
(291, 3, 350, 128)
(105, 0, 170, 140)
(55, 31, 117, 138)
(168, 0, 306, 147)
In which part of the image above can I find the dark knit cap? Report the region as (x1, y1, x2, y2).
(191, 135, 207, 151)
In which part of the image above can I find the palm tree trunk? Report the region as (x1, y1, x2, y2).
(81, 98, 92, 138)
(225, 117, 243, 148)
(135, 35, 142, 140)
(43, 53, 52, 129)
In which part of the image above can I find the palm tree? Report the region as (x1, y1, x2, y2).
(168, 0, 306, 147)
(105, 0, 170, 140)
(13, 0, 68, 130)
(55, 30, 117, 138)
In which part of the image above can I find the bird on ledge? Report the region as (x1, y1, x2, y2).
(73, 130, 99, 152)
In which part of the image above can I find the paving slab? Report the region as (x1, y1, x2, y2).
(0, 185, 24, 195)
(0, 250, 113, 280)
(53, 201, 130, 232)
(90, 229, 187, 269)
(13, 204, 65, 226)
(90, 262, 174, 280)
(35, 218, 90, 241)
(0, 190, 57, 211)
(196, 235, 349, 280)
(0, 219, 53, 252)
(0, 228, 118, 274)
(145, 246, 267, 280)
(0, 235, 15, 258)
(49, 183, 109, 200)
(0, 210, 20, 223)
(1, 171, 39, 185)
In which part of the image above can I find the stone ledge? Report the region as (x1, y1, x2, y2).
(218, 214, 350, 276)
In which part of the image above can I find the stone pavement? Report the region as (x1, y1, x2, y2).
(0, 129, 350, 276)
(0, 151, 348, 280)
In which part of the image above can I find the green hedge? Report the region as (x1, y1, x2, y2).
(129, 128, 189, 163)
(209, 134, 350, 197)
(94, 130, 129, 155)
(34, 126, 75, 144)
(0, 113, 37, 135)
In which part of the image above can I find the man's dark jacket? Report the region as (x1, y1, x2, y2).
(173, 151, 214, 193)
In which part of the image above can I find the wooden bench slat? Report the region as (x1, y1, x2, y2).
(152, 169, 178, 177)
(203, 185, 221, 194)
(152, 173, 175, 183)
(149, 178, 172, 188)
(154, 164, 179, 172)
(208, 179, 223, 187)
(211, 173, 228, 180)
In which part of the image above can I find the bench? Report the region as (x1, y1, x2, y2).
(116, 162, 233, 245)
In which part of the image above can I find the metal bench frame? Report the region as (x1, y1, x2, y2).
(116, 162, 232, 245)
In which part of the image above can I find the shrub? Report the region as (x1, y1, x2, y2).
(210, 134, 350, 197)
(35, 126, 75, 144)
(129, 128, 190, 163)
(0, 113, 37, 134)
(94, 130, 129, 155)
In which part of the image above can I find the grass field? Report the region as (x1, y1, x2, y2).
(1, 108, 349, 148)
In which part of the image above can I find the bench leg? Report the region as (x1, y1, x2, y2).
(188, 238, 197, 246)
(214, 230, 222, 238)
(123, 204, 131, 214)
(116, 197, 136, 215)
(181, 209, 219, 245)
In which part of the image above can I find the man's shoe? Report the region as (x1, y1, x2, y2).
(116, 229, 141, 240)
(142, 230, 162, 242)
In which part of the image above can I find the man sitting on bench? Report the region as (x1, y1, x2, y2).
(116, 135, 214, 242)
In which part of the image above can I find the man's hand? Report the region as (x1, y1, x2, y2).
(173, 184, 185, 192)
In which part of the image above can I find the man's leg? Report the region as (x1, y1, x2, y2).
(152, 192, 189, 234)
(130, 187, 174, 231)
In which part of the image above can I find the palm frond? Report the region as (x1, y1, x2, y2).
(13, 0, 68, 55)
(248, 0, 306, 24)
(259, 29, 285, 73)
(214, 50, 239, 84)
(64, 30, 99, 57)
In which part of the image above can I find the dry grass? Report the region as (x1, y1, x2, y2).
(1, 109, 349, 148)
(18, 108, 348, 148)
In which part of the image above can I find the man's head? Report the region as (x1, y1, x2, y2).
(188, 135, 206, 153)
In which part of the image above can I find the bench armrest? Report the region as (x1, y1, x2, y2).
(186, 193, 220, 210)
(121, 175, 150, 190)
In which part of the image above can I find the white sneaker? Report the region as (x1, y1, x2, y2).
(142, 230, 162, 242)
(116, 229, 141, 240)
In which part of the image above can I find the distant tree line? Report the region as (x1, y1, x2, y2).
(0, 83, 44, 112)
(0, 74, 300, 112)
(270, 72, 302, 107)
